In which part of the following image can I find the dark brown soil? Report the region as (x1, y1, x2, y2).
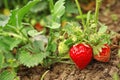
(18, 0, 120, 80)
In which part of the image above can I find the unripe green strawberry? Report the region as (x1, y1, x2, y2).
(58, 41, 69, 54)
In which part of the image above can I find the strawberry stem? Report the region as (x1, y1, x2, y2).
(4, 0, 9, 9)
(58, 61, 74, 64)
(95, 0, 102, 26)
(48, 0, 54, 13)
(75, 0, 86, 29)
(41, 70, 49, 80)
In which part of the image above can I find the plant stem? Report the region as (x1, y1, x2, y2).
(7, 24, 29, 43)
(48, 0, 54, 13)
(95, 0, 102, 25)
(41, 70, 49, 80)
(24, 0, 28, 4)
(75, 0, 86, 29)
(4, 0, 9, 9)
(58, 61, 74, 64)
(17, 0, 20, 7)
(0, 32, 27, 43)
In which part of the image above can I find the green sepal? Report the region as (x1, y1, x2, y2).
(92, 44, 104, 55)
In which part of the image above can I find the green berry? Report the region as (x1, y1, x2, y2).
(58, 41, 69, 54)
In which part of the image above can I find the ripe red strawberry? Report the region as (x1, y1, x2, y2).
(94, 44, 110, 62)
(34, 23, 43, 31)
(69, 43, 92, 69)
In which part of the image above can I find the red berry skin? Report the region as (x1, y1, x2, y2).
(34, 23, 43, 31)
(69, 43, 93, 69)
(94, 44, 110, 62)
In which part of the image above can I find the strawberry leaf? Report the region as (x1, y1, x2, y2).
(98, 24, 107, 34)
(0, 36, 21, 51)
(30, 1, 47, 13)
(0, 70, 16, 80)
(28, 30, 43, 37)
(0, 14, 9, 27)
(0, 52, 4, 69)
(53, 0, 65, 19)
(47, 0, 65, 29)
(8, 0, 40, 27)
(33, 40, 45, 52)
(18, 50, 48, 68)
(65, 0, 78, 14)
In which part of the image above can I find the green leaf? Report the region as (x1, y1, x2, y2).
(19, 50, 48, 67)
(22, 40, 46, 53)
(48, 0, 65, 29)
(53, 0, 65, 19)
(30, 1, 48, 13)
(1, 51, 19, 68)
(0, 70, 16, 80)
(33, 40, 45, 52)
(0, 52, 4, 69)
(0, 14, 9, 26)
(10, 39, 22, 50)
(8, 0, 40, 27)
(28, 30, 43, 37)
(0, 37, 10, 51)
(64, 39, 74, 46)
(17, 0, 40, 25)
(48, 21, 61, 29)
(51, 42, 57, 52)
(0, 36, 21, 51)
(98, 24, 107, 33)
(65, 0, 78, 14)
(64, 24, 83, 40)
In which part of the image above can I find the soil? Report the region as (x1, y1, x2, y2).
(18, 0, 120, 80)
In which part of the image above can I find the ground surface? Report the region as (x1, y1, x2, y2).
(18, 1, 120, 80)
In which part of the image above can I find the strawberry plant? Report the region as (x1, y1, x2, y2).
(59, 0, 111, 69)
(0, 0, 66, 79)
(0, 0, 41, 79)
(0, 0, 112, 79)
